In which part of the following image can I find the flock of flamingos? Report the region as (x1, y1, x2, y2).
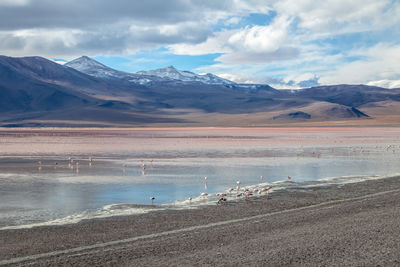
(34, 143, 398, 206)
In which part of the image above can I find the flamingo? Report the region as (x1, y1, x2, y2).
(150, 196, 155, 205)
(142, 164, 146, 175)
(200, 192, 208, 197)
(261, 186, 271, 193)
(245, 190, 252, 199)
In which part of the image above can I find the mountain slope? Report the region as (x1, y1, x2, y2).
(287, 84, 400, 107)
(0, 56, 184, 126)
(0, 56, 97, 112)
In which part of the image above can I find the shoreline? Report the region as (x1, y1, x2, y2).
(1, 173, 398, 231)
(1, 175, 400, 265)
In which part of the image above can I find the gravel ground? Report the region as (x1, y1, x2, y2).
(1, 176, 400, 266)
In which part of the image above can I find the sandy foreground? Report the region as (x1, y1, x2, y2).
(1, 176, 400, 266)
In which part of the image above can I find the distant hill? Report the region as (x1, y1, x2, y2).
(1, 55, 400, 127)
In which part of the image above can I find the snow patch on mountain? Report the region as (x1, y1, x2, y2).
(137, 66, 236, 85)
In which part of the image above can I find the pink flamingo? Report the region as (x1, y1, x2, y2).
(245, 190, 252, 199)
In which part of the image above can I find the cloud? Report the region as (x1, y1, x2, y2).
(168, 30, 232, 56)
(0, 0, 272, 58)
(0, 0, 29, 6)
(320, 43, 400, 87)
(52, 58, 67, 65)
(190, 0, 400, 87)
(297, 75, 320, 88)
(0, 0, 209, 30)
(274, 0, 400, 34)
(169, 15, 296, 63)
(0, 22, 212, 58)
(367, 80, 400, 89)
(226, 16, 291, 52)
(216, 47, 299, 64)
(217, 69, 320, 89)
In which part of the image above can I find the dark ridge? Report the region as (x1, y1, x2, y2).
(273, 111, 311, 121)
(351, 107, 369, 118)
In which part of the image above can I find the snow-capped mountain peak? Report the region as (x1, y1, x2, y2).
(66, 56, 236, 85)
(137, 65, 189, 80)
(136, 66, 235, 85)
(65, 56, 108, 72)
(65, 56, 144, 81)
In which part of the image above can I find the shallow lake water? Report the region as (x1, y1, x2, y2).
(1, 127, 400, 228)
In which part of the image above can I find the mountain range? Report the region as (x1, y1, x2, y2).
(1, 55, 400, 127)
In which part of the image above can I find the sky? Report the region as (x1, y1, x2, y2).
(1, 0, 400, 89)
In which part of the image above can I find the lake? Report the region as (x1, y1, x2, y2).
(1, 127, 400, 229)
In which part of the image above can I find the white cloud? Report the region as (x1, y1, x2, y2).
(227, 16, 291, 52)
(223, 16, 241, 26)
(320, 43, 400, 86)
(0, 29, 84, 58)
(52, 59, 67, 65)
(169, 15, 295, 63)
(0, 0, 29, 6)
(367, 80, 400, 89)
(216, 47, 299, 64)
(168, 30, 233, 55)
(217, 73, 259, 84)
(274, 0, 400, 34)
